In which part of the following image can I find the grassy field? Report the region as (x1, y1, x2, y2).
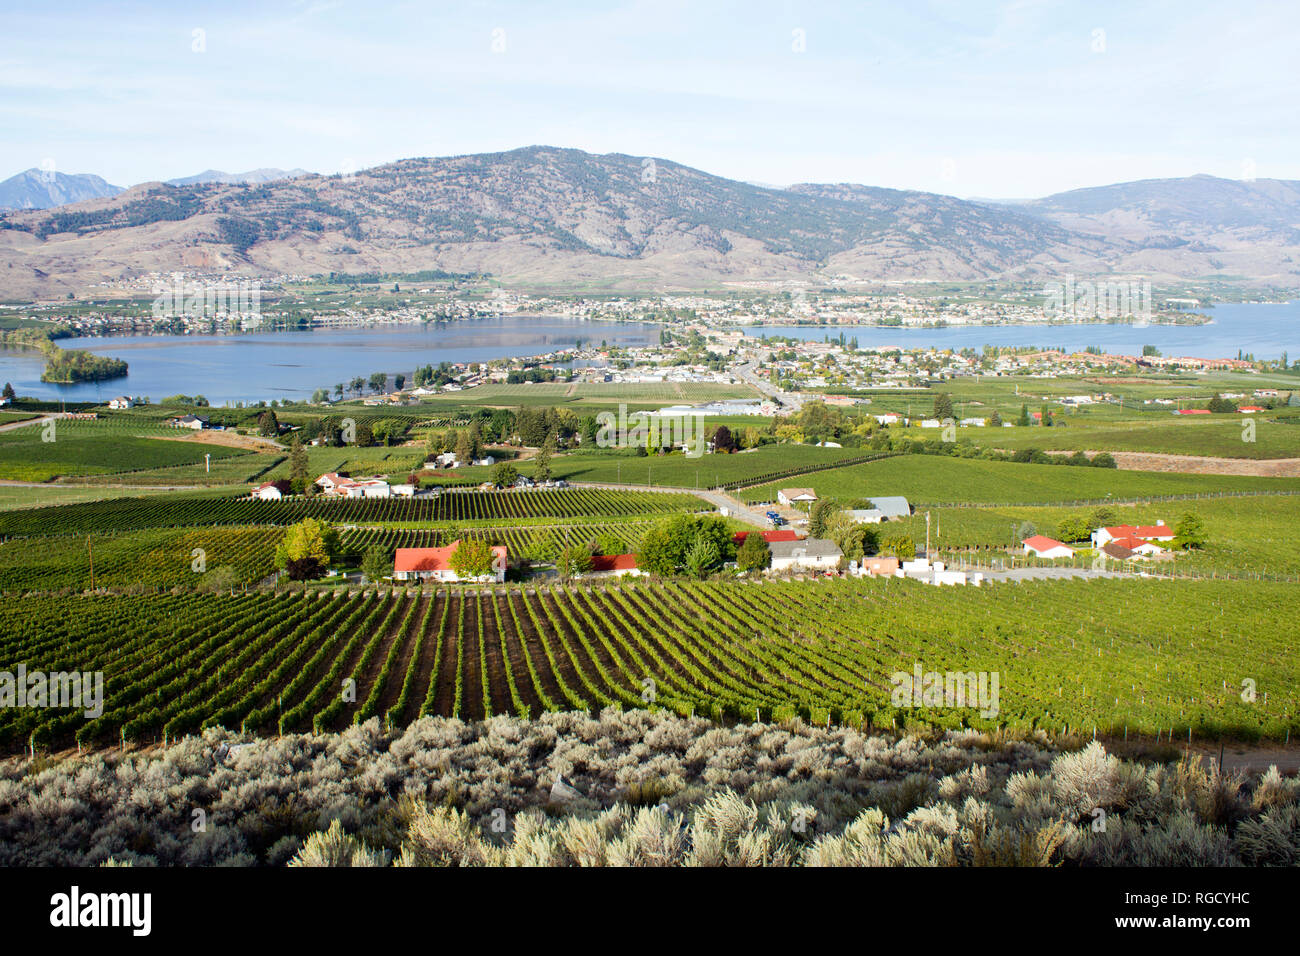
(881, 493, 1300, 577)
(892, 416, 1300, 460)
(0, 484, 187, 511)
(739, 454, 1300, 506)
(0, 429, 252, 482)
(523, 443, 869, 488)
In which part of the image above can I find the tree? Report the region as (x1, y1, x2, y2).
(361, 547, 391, 583)
(1207, 394, 1238, 413)
(289, 436, 310, 493)
(712, 425, 737, 454)
(257, 409, 279, 437)
(809, 498, 835, 538)
(275, 518, 339, 570)
(310, 388, 329, 404)
(368, 372, 388, 394)
(534, 434, 554, 482)
(349, 375, 366, 396)
(932, 392, 955, 421)
(455, 430, 472, 465)
(448, 539, 494, 578)
(1017, 403, 1030, 427)
(393, 373, 405, 391)
(354, 421, 374, 447)
(1090, 452, 1117, 468)
(880, 533, 915, 560)
(637, 514, 733, 576)
(735, 532, 771, 571)
(1089, 506, 1118, 527)
(682, 535, 721, 579)
(1174, 512, 1207, 550)
(285, 557, 326, 581)
(555, 544, 593, 581)
(989, 409, 1002, 427)
(334, 383, 344, 401)
(1056, 515, 1091, 543)
(579, 415, 598, 446)
(2, 382, 15, 401)
(1040, 405, 1053, 427)
(196, 565, 239, 593)
(492, 462, 519, 487)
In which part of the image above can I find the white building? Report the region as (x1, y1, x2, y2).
(768, 538, 843, 573)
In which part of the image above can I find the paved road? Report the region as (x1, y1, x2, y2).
(733, 361, 802, 412)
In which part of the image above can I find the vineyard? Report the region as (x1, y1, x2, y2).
(0, 522, 657, 594)
(738, 454, 1300, 506)
(2, 577, 1295, 754)
(0, 488, 708, 538)
(0, 527, 281, 592)
(0, 426, 252, 482)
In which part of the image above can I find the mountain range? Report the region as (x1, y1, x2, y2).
(1, 146, 1297, 297)
(0, 169, 123, 211)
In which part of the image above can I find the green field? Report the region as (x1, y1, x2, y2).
(1, 577, 1295, 754)
(739, 454, 1300, 506)
(0, 427, 252, 482)
(881, 493, 1300, 577)
(524, 443, 870, 488)
(894, 416, 1300, 460)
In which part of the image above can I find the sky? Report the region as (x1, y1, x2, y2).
(1, 0, 1296, 198)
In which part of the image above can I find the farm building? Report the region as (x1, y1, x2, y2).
(732, 529, 801, 546)
(1091, 522, 1175, 548)
(777, 488, 818, 507)
(587, 554, 642, 577)
(107, 396, 134, 410)
(315, 473, 391, 498)
(252, 482, 282, 500)
(1022, 535, 1075, 559)
(1101, 542, 1136, 561)
(393, 542, 507, 583)
(853, 556, 900, 576)
(768, 538, 843, 573)
(168, 414, 208, 430)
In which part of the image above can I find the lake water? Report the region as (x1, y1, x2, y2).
(1, 304, 1295, 404)
(0, 316, 659, 404)
(741, 301, 1300, 359)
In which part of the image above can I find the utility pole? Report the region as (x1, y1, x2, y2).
(205, 452, 211, 474)
(925, 511, 931, 558)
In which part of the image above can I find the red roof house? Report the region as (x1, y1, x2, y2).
(732, 529, 801, 545)
(393, 541, 507, 582)
(1022, 534, 1075, 558)
(589, 553, 642, 576)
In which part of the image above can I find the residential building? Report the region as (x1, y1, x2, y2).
(588, 554, 642, 577)
(768, 538, 843, 573)
(777, 488, 818, 507)
(393, 541, 507, 583)
(1022, 535, 1075, 559)
(252, 482, 282, 500)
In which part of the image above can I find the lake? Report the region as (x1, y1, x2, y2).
(741, 301, 1300, 359)
(1, 304, 1295, 404)
(0, 316, 660, 404)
